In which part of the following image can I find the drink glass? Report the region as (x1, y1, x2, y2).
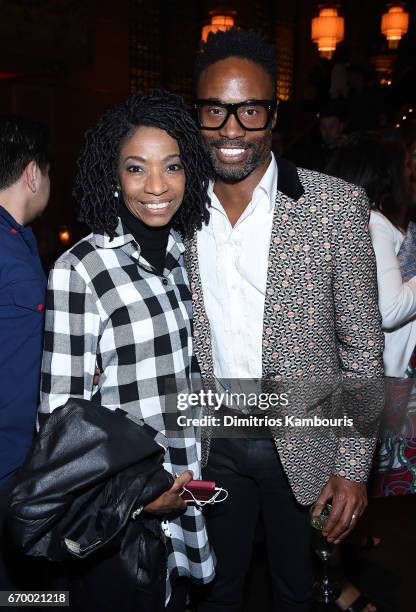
(310, 502, 341, 604)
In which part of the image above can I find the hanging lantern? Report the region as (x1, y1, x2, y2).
(201, 11, 235, 42)
(381, 4, 409, 49)
(311, 6, 344, 59)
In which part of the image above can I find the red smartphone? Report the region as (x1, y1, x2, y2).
(180, 480, 216, 502)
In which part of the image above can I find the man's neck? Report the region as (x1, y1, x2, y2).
(213, 155, 271, 227)
(0, 191, 27, 226)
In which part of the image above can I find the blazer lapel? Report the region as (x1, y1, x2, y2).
(262, 184, 308, 379)
(184, 235, 214, 377)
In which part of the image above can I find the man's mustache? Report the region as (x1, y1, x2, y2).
(207, 139, 252, 150)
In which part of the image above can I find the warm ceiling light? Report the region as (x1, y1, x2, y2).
(311, 6, 344, 59)
(59, 227, 71, 245)
(381, 4, 409, 49)
(201, 11, 235, 42)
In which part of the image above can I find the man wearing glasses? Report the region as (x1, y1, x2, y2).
(186, 28, 384, 612)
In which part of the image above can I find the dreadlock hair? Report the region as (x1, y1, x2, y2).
(194, 28, 277, 94)
(74, 89, 211, 239)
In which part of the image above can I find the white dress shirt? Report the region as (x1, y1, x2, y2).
(369, 210, 416, 377)
(197, 154, 278, 380)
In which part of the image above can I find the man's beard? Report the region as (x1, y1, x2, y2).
(202, 134, 272, 183)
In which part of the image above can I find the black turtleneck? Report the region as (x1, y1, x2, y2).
(118, 205, 171, 274)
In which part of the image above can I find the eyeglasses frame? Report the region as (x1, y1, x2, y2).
(194, 99, 279, 131)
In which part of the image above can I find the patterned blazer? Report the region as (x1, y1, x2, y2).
(185, 159, 385, 506)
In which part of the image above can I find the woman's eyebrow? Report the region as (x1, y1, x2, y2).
(123, 153, 181, 163)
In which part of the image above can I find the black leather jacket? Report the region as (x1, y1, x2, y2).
(7, 398, 174, 611)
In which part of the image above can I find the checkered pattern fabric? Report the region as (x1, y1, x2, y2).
(39, 219, 215, 598)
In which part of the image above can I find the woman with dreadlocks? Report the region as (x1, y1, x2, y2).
(37, 90, 215, 610)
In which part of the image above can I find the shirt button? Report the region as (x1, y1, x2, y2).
(10, 228, 19, 234)
(162, 278, 168, 285)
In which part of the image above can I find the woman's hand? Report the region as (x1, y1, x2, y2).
(143, 470, 193, 514)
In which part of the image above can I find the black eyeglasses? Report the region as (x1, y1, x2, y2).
(194, 99, 278, 131)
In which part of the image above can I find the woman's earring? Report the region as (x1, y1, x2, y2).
(114, 189, 120, 198)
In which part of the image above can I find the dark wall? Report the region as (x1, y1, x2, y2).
(0, 0, 130, 263)
(0, 0, 413, 266)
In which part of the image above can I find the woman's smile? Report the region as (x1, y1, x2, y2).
(118, 126, 185, 227)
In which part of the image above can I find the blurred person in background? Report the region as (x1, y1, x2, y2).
(288, 103, 346, 172)
(327, 131, 415, 612)
(0, 115, 50, 588)
(311, 103, 347, 171)
(319, 104, 346, 150)
(401, 123, 416, 206)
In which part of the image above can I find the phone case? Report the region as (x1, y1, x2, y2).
(181, 479, 216, 501)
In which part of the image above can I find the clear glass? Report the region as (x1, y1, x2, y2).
(310, 502, 341, 604)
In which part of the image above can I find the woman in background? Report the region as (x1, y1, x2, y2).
(327, 131, 415, 612)
(328, 132, 415, 384)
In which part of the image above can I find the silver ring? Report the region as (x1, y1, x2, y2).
(351, 513, 358, 521)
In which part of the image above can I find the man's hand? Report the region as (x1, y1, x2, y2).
(144, 470, 193, 514)
(314, 475, 367, 544)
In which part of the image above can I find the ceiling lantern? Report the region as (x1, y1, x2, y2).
(381, 4, 409, 49)
(311, 6, 345, 59)
(201, 11, 235, 42)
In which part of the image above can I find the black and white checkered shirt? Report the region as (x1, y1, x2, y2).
(39, 219, 215, 600)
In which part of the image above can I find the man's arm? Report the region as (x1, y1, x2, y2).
(316, 185, 384, 543)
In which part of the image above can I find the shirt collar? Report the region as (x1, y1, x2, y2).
(0, 205, 35, 242)
(208, 152, 278, 214)
(93, 218, 185, 256)
(93, 218, 134, 249)
(0, 205, 22, 229)
(252, 152, 278, 212)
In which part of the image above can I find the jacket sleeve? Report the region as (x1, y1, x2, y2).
(39, 260, 101, 415)
(369, 212, 416, 329)
(332, 186, 384, 482)
(7, 399, 171, 561)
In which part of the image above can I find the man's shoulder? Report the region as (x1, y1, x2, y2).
(0, 219, 23, 252)
(0, 225, 37, 286)
(295, 167, 368, 216)
(297, 167, 364, 198)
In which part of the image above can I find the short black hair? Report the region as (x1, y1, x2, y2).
(74, 89, 211, 239)
(319, 102, 346, 122)
(0, 115, 50, 190)
(194, 28, 277, 94)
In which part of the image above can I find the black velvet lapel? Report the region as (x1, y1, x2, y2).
(276, 156, 305, 201)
